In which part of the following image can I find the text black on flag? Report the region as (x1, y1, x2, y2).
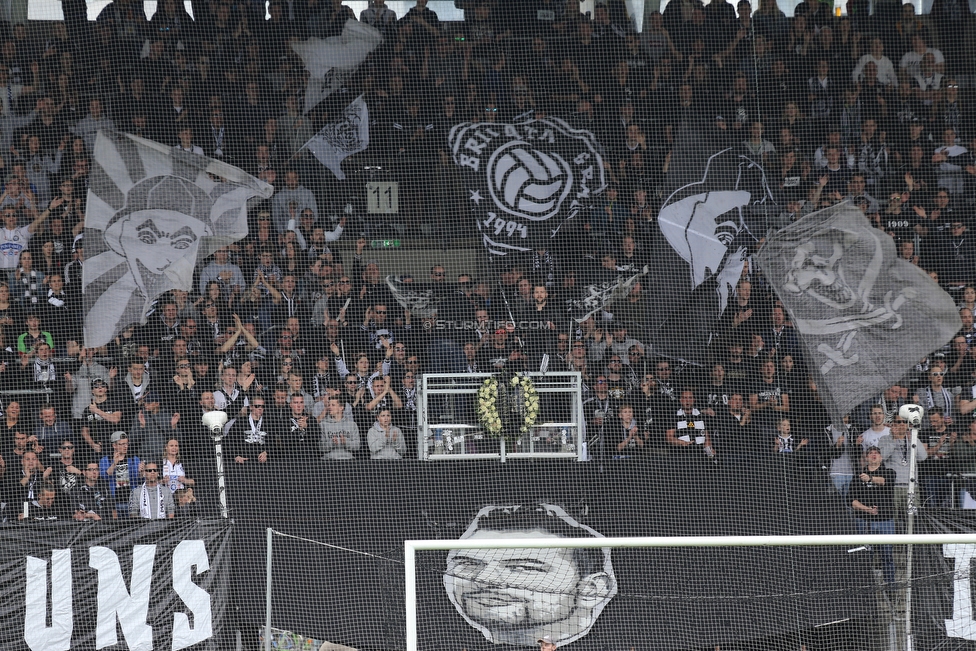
(82, 129, 273, 348)
(756, 203, 960, 426)
(449, 117, 606, 256)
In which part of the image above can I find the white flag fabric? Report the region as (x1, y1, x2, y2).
(303, 95, 369, 180)
(757, 202, 961, 427)
(291, 20, 383, 114)
(82, 129, 274, 348)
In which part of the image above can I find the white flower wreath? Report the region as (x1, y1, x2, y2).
(477, 373, 540, 438)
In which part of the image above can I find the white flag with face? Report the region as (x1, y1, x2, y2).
(302, 95, 369, 181)
(82, 130, 273, 348)
(291, 20, 384, 114)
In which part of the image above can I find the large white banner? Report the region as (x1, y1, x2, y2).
(82, 130, 273, 348)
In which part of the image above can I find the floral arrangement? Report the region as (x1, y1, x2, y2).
(477, 373, 540, 439)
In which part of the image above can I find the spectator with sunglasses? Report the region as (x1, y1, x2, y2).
(913, 364, 956, 422)
(49, 438, 82, 494)
(128, 461, 175, 519)
(339, 373, 368, 424)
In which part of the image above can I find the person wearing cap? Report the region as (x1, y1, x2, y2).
(81, 377, 124, 457)
(934, 218, 976, 288)
(538, 635, 557, 651)
(99, 432, 141, 519)
(850, 445, 896, 584)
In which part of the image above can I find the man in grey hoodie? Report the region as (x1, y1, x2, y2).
(367, 408, 406, 460)
(320, 397, 361, 460)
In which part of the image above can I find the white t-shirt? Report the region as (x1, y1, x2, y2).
(899, 48, 945, 77)
(861, 426, 890, 449)
(0, 225, 31, 269)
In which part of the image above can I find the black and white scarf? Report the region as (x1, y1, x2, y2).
(139, 484, 167, 519)
(290, 412, 309, 442)
(47, 289, 66, 309)
(675, 408, 705, 443)
(33, 357, 55, 383)
(403, 387, 417, 413)
(776, 435, 794, 453)
(20, 269, 41, 304)
(312, 373, 334, 398)
(126, 373, 149, 402)
(922, 386, 953, 415)
(280, 291, 299, 318)
(244, 415, 266, 445)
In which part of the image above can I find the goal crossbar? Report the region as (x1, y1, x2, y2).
(404, 534, 976, 651)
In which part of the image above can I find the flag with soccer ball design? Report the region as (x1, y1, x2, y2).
(447, 117, 606, 257)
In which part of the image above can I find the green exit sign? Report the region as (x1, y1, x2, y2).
(371, 239, 401, 248)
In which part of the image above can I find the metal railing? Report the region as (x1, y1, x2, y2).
(418, 372, 585, 462)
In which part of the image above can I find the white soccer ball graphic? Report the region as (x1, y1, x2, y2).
(489, 143, 573, 220)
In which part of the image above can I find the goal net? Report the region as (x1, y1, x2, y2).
(405, 531, 976, 651)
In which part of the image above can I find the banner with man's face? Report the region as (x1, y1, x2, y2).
(221, 460, 875, 651)
(444, 504, 617, 647)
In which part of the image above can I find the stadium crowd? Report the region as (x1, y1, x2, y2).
(0, 0, 975, 524)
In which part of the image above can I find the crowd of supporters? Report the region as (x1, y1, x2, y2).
(1, 0, 976, 524)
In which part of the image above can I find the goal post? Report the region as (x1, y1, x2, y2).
(405, 533, 976, 651)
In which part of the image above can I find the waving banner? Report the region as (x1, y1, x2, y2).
(643, 128, 777, 363)
(291, 21, 384, 114)
(570, 265, 648, 323)
(757, 202, 960, 425)
(0, 519, 233, 651)
(82, 130, 273, 348)
(385, 275, 442, 318)
(449, 117, 606, 257)
(302, 95, 369, 180)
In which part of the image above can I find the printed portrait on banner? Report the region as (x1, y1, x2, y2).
(443, 503, 617, 647)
